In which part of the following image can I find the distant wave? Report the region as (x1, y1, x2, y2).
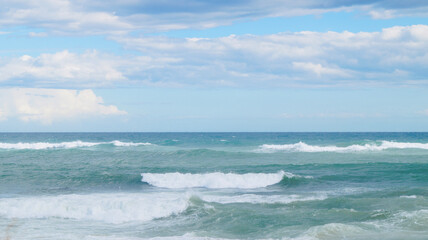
(259, 141, 428, 153)
(110, 140, 152, 147)
(141, 171, 310, 189)
(0, 193, 188, 223)
(0, 140, 152, 150)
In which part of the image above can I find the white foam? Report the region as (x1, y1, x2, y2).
(394, 209, 428, 223)
(0, 140, 100, 150)
(111, 140, 152, 147)
(200, 193, 327, 204)
(86, 234, 236, 240)
(141, 171, 299, 189)
(294, 223, 366, 240)
(0, 193, 189, 223)
(259, 141, 428, 153)
(0, 140, 152, 149)
(366, 209, 428, 232)
(400, 195, 418, 199)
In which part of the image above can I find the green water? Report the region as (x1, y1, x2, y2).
(1, 132, 428, 239)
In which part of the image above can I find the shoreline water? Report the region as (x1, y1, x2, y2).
(1, 132, 428, 239)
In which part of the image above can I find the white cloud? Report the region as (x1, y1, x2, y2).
(0, 50, 126, 87)
(0, 0, 132, 35)
(1, 25, 428, 88)
(420, 109, 428, 116)
(29, 32, 47, 37)
(0, 88, 126, 124)
(1, 0, 428, 35)
(368, 9, 396, 19)
(111, 25, 428, 87)
(292, 62, 351, 78)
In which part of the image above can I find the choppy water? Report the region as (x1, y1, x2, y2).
(1, 132, 428, 239)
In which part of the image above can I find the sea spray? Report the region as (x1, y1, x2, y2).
(141, 171, 309, 189)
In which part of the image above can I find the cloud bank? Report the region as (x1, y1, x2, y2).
(115, 24, 428, 87)
(1, 0, 428, 34)
(4, 25, 425, 88)
(0, 88, 126, 124)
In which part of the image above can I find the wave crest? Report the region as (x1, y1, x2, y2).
(0, 193, 188, 223)
(0, 140, 152, 150)
(141, 171, 307, 189)
(259, 141, 428, 153)
(200, 193, 326, 204)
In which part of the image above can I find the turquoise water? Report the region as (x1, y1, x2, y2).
(1, 132, 428, 239)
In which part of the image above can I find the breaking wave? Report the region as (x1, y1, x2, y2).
(0, 193, 189, 223)
(259, 141, 428, 153)
(297, 223, 367, 240)
(200, 193, 327, 204)
(141, 171, 310, 189)
(0, 140, 152, 150)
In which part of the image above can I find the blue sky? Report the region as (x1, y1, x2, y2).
(1, 0, 428, 131)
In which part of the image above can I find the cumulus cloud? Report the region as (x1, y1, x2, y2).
(292, 62, 351, 78)
(112, 25, 428, 87)
(0, 50, 126, 87)
(0, 88, 126, 124)
(1, 25, 427, 88)
(0, 49, 182, 88)
(0, 0, 132, 35)
(1, 0, 428, 34)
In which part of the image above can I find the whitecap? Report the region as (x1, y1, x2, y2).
(0, 193, 189, 223)
(399, 195, 418, 199)
(200, 193, 327, 204)
(258, 141, 428, 153)
(0, 140, 152, 150)
(141, 171, 308, 189)
(110, 140, 152, 147)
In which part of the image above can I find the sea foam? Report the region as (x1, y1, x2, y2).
(0, 193, 188, 223)
(297, 223, 366, 240)
(0, 140, 152, 150)
(259, 141, 428, 153)
(141, 171, 305, 189)
(110, 140, 152, 147)
(86, 234, 234, 240)
(200, 193, 327, 204)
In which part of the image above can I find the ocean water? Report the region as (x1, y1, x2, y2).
(1, 132, 428, 240)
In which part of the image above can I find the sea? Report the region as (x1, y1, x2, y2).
(1, 132, 428, 240)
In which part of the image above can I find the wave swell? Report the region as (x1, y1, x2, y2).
(141, 171, 307, 189)
(259, 141, 428, 153)
(0, 140, 152, 150)
(0, 193, 188, 223)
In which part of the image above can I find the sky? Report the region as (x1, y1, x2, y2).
(1, 0, 428, 132)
